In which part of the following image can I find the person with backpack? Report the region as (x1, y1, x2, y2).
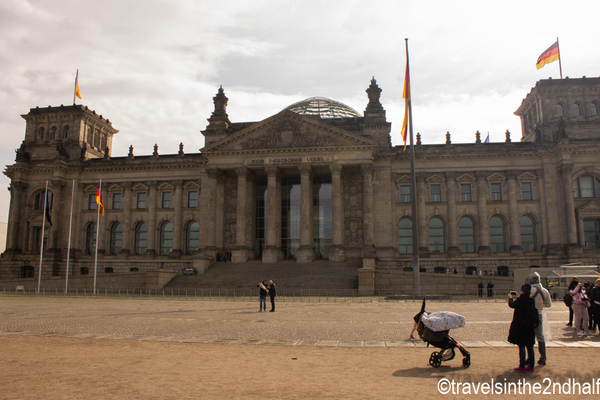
(508, 283, 538, 372)
(526, 272, 552, 365)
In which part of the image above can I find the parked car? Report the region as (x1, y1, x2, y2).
(182, 267, 197, 276)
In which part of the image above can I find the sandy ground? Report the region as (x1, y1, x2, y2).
(1, 336, 599, 400)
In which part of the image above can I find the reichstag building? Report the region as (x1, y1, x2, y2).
(2, 77, 600, 291)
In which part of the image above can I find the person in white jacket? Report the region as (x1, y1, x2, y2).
(526, 272, 552, 365)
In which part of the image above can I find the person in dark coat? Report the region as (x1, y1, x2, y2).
(508, 283, 537, 372)
(478, 282, 484, 297)
(267, 280, 277, 312)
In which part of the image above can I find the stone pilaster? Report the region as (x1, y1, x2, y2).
(361, 163, 376, 264)
(446, 172, 460, 257)
(560, 164, 582, 254)
(262, 166, 281, 263)
(122, 181, 132, 254)
(476, 171, 491, 255)
(172, 180, 183, 256)
(146, 181, 157, 255)
(6, 181, 26, 253)
(297, 164, 315, 263)
(416, 172, 428, 256)
(205, 168, 220, 251)
(507, 171, 522, 254)
(232, 167, 249, 263)
(329, 163, 345, 262)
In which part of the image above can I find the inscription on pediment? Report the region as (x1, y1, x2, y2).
(240, 120, 344, 150)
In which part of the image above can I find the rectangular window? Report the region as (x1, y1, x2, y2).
(400, 185, 411, 203)
(112, 193, 122, 209)
(88, 193, 97, 210)
(188, 190, 198, 208)
(521, 182, 533, 200)
(136, 192, 146, 209)
(162, 191, 172, 208)
(491, 183, 502, 201)
(461, 184, 472, 202)
(430, 184, 441, 202)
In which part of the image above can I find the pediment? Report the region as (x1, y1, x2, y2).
(201, 111, 378, 153)
(456, 173, 475, 183)
(426, 174, 445, 183)
(486, 172, 506, 183)
(577, 201, 600, 216)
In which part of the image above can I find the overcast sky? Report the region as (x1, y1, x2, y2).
(1, 0, 599, 224)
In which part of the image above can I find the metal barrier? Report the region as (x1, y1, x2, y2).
(0, 285, 527, 303)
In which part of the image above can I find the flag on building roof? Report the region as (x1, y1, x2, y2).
(536, 41, 559, 70)
(484, 133, 490, 143)
(400, 63, 410, 151)
(96, 188, 104, 216)
(74, 69, 82, 100)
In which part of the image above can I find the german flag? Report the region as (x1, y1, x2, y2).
(536, 41, 559, 70)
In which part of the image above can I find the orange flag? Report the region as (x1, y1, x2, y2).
(400, 63, 410, 151)
(96, 188, 104, 216)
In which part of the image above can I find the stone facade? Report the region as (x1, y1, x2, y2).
(2, 77, 600, 291)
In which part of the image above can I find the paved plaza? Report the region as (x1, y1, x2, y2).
(1, 296, 598, 347)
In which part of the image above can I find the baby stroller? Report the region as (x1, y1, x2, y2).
(414, 299, 471, 368)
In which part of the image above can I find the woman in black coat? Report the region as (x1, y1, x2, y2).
(508, 283, 536, 372)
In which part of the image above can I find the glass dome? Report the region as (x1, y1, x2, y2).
(283, 97, 361, 119)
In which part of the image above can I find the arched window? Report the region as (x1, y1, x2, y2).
(159, 221, 174, 254)
(38, 127, 45, 140)
(186, 221, 200, 254)
(34, 191, 53, 211)
(573, 175, 600, 198)
(459, 216, 476, 253)
(556, 103, 564, 117)
(50, 126, 58, 139)
(489, 216, 506, 252)
(134, 222, 148, 255)
(520, 215, 537, 251)
(428, 217, 445, 253)
(63, 125, 70, 139)
(398, 218, 412, 254)
(85, 222, 97, 255)
(109, 222, 122, 255)
(591, 102, 599, 116)
(573, 103, 582, 116)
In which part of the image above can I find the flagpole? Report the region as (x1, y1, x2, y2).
(37, 180, 49, 294)
(93, 178, 101, 295)
(73, 69, 78, 105)
(405, 38, 420, 298)
(556, 37, 563, 79)
(65, 179, 75, 294)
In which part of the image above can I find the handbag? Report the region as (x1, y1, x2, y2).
(586, 300, 591, 308)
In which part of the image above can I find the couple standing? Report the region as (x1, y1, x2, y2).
(257, 280, 276, 312)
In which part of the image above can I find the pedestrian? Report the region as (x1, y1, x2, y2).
(565, 277, 579, 327)
(267, 280, 276, 312)
(508, 284, 537, 372)
(257, 280, 269, 312)
(478, 282, 484, 297)
(526, 272, 552, 365)
(487, 281, 494, 297)
(584, 281, 595, 332)
(590, 278, 600, 335)
(570, 279, 591, 336)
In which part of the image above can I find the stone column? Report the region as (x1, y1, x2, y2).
(262, 166, 281, 263)
(536, 169, 548, 249)
(49, 180, 65, 252)
(416, 173, 428, 255)
(205, 168, 220, 251)
(297, 164, 315, 263)
(232, 167, 249, 263)
(507, 171, 522, 254)
(476, 171, 491, 255)
(361, 163, 376, 265)
(173, 180, 183, 256)
(6, 182, 26, 253)
(560, 164, 581, 254)
(147, 181, 157, 255)
(329, 163, 345, 262)
(446, 172, 460, 256)
(121, 182, 132, 254)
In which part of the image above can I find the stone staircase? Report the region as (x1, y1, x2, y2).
(164, 259, 362, 290)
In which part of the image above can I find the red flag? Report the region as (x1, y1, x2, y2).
(536, 41, 559, 70)
(96, 188, 104, 216)
(400, 63, 410, 151)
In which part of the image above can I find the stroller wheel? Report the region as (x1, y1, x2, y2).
(462, 355, 471, 368)
(429, 352, 442, 368)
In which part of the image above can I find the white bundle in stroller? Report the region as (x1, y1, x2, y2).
(421, 311, 466, 332)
